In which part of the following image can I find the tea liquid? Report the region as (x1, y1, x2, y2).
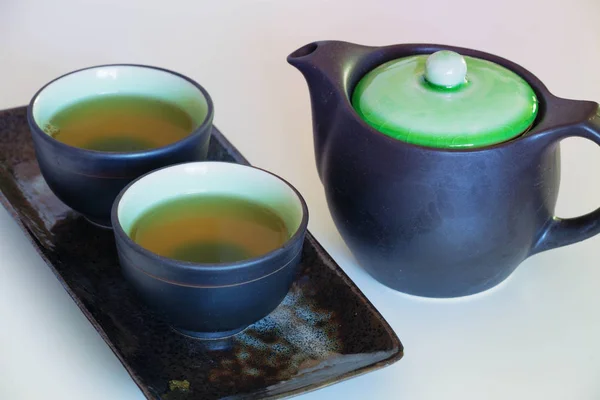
(130, 195, 289, 264)
(45, 95, 194, 152)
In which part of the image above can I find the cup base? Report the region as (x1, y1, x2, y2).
(84, 215, 113, 230)
(173, 326, 247, 340)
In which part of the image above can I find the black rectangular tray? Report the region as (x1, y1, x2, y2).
(0, 106, 403, 400)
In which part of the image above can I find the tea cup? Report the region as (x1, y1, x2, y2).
(111, 161, 308, 339)
(27, 64, 214, 228)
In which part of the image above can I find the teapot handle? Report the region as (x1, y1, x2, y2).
(531, 100, 600, 255)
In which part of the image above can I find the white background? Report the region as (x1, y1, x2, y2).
(1, 0, 600, 399)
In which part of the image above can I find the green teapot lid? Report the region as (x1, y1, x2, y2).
(351, 50, 539, 148)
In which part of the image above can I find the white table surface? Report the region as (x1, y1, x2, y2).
(1, 1, 600, 399)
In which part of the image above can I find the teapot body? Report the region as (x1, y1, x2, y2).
(321, 110, 559, 297)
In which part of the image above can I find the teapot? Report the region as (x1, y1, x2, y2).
(288, 41, 600, 298)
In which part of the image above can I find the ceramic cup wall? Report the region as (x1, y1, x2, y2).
(289, 41, 600, 298)
(27, 64, 214, 228)
(112, 161, 308, 339)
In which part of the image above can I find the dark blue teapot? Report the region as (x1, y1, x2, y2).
(288, 41, 600, 298)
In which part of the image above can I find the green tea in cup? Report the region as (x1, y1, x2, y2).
(45, 95, 195, 152)
(33, 64, 210, 154)
(130, 194, 290, 264)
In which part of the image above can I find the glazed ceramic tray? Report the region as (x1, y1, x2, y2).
(0, 106, 403, 400)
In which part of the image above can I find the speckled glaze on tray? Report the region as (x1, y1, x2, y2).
(0, 106, 403, 400)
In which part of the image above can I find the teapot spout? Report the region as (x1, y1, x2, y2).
(287, 41, 375, 179)
(287, 42, 321, 67)
(287, 40, 374, 85)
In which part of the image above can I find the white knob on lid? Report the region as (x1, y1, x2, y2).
(424, 50, 467, 88)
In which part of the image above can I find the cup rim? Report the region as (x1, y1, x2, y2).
(110, 161, 309, 274)
(26, 63, 214, 158)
